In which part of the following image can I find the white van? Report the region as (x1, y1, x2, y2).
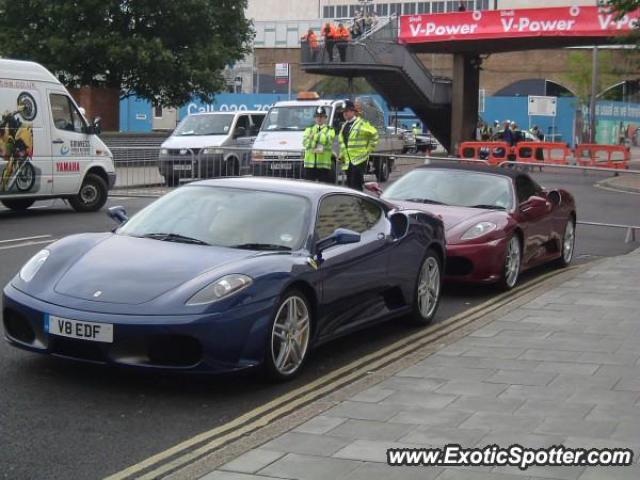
(0, 59, 115, 211)
(158, 111, 266, 186)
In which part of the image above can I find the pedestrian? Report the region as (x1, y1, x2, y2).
(303, 106, 335, 184)
(339, 100, 379, 191)
(335, 23, 351, 62)
(458, 2, 466, 11)
(511, 121, 523, 145)
(503, 120, 515, 147)
(301, 28, 319, 62)
(412, 123, 421, 136)
(322, 22, 336, 62)
(480, 122, 491, 141)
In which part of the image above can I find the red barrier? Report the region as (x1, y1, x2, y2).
(515, 142, 571, 165)
(458, 142, 511, 166)
(575, 144, 630, 169)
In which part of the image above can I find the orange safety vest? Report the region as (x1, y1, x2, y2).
(335, 27, 350, 41)
(322, 24, 337, 40)
(302, 32, 319, 48)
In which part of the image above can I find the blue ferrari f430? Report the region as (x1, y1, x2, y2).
(3, 178, 445, 380)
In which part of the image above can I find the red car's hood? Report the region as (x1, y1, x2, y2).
(392, 201, 498, 231)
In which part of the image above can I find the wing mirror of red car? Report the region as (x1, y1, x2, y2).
(519, 196, 549, 218)
(547, 190, 561, 206)
(364, 182, 383, 196)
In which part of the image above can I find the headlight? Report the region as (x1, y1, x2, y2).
(186, 274, 253, 306)
(252, 150, 265, 160)
(160, 148, 168, 155)
(19, 249, 50, 282)
(461, 222, 497, 240)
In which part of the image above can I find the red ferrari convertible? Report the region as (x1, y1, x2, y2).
(370, 164, 576, 289)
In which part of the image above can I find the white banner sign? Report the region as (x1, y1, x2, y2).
(528, 95, 557, 117)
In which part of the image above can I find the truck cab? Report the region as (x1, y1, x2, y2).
(251, 93, 403, 182)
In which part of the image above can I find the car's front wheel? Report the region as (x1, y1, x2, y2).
(557, 218, 575, 268)
(264, 289, 312, 381)
(408, 249, 442, 325)
(498, 235, 521, 290)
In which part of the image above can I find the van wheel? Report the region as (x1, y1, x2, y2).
(376, 159, 389, 182)
(69, 173, 108, 212)
(1, 199, 35, 211)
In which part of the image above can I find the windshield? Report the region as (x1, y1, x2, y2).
(382, 169, 514, 210)
(119, 186, 311, 250)
(262, 106, 332, 132)
(173, 114, 235, 136)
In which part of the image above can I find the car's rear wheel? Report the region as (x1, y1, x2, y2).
(408, 249, 442, 325)
(556, 218, 575, 268)
(264, 289, 312, 381)
(1, 198, 35, 211)
(498, 235, 521, 290)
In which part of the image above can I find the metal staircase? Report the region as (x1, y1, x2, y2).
(301, 17, 453, 149)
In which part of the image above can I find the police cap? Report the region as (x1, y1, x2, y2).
(344, 100, 356, 111)
(314, 106, 327, 117)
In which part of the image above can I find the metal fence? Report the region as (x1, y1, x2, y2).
(110, 146, 431, 196)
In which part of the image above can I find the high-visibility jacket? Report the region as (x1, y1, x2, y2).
(335, 27, 351, 41)
(302, 32, 319, 49)
(303, 123, 335, 169)
(339, 117, 379, 170)
(322, 24, 337, 40)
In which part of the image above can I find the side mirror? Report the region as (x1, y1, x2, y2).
(234, 126, 247, 138)
(316, 228, 361, 256)
(108, 206, 128, 225)
(85, 117, 102, 135)
(547, 190, 561, 206)
(364, 182, 383, 196)
(519, 196, 549, 217)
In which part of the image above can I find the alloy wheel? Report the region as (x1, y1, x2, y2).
(270, 295, 311, 376)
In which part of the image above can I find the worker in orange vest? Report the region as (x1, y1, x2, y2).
(335, 23, 351, 62)
(302, 28, 319, 61)
(322, 22, 337, 62)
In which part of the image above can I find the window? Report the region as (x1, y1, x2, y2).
(403, 2, 416, 14)
(375, 3, 388, 15)
(322, 5, 335, 18)
(154, 105, 163, 118)
(389, 3, 402, 16)
(349, 5, 358, 17)
(417, 2, 430, 14)
(432, 1, 445, 13)
(336, 5, 348, 17)
(516, 175, 542, 204)
(446, 1, 456, 12)
(476, 0, 489, 9)
(234, 115, 250, 136)
(251, 113, 265, 130)
(50, 94, 86, 133)
(315, 195, 383, 239)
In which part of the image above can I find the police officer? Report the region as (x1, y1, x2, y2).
(339, 99, 379, 191)
(303, 106, 335, 183)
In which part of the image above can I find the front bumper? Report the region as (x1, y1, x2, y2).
(444, 236, 509, 284)
(2, 284, 275, 374)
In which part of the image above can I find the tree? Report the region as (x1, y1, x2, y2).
(0, 0, 253, 107)
(312, 77, 374, 96)
(608, 0, 640, 14)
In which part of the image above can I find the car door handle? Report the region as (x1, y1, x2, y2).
(52, 139, 64, 144)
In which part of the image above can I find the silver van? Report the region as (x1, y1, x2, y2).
(158, 111, 265, 186)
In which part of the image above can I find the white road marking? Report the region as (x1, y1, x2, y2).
(0, 239, 56, 251)
(0, 235, 52, 244)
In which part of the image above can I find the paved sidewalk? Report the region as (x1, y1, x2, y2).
(201, 249, 640, 480)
